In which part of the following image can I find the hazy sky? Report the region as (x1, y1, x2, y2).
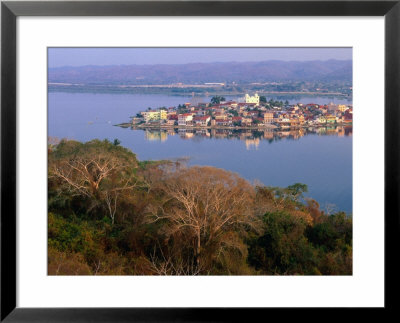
(48, 48, 352, 68)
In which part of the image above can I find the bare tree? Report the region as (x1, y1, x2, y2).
(146, 166, 258, 271)
(104, 190, 118, 225)
(324, 203, 338, 216)
(149, 245, 203, 275)
(50, 153, 132, 196)
(102, 176, 141, 224)
(49, 140, 140, 224)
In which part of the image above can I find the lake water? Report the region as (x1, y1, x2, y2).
(48, 92, 352, 213)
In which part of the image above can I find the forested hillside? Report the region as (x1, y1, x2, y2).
(48, 139, 352, 275)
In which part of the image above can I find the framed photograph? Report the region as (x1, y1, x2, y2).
(1, 0, 399, 321)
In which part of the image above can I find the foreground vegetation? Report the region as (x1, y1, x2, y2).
(48, 139, 352, 275)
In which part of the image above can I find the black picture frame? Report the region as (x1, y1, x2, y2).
(1, 0, 399, 321)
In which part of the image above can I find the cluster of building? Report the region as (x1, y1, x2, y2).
(132, 93, 353, 129)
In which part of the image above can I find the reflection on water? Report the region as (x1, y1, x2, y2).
(140, 126, 353, 150)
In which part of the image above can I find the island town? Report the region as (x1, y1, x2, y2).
(126, 93, 353, 130)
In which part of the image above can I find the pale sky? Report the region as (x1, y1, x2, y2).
(48, 48, 352, 68)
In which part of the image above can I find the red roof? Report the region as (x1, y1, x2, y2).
(193, 116, 210, 121)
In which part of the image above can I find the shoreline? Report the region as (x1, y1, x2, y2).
(115, 123, 352, 130)
(48, 87, 351, 99)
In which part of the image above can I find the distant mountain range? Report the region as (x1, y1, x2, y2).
(48, 60, 352, 85)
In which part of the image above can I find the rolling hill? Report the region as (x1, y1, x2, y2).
(48, 60, 352, 85)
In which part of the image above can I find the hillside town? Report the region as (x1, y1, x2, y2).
(129, 93, 353, 129)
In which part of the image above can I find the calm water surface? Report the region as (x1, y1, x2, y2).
(49, 92, 352, 213)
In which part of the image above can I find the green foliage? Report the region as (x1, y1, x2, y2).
(248, 210, 352, 275)
(228, 109, 238, 116)
(177, 104, 189, 114)
(210, 96, 226, 104)
(48, 212, 100, 257)
(267, 99, 284, 108)
(306, 212, 352, 252)
(248, 211, 315, 274)
(51, 139, 137, 164)
(286, 183, 308, 202)
(268, 183, 309, 208)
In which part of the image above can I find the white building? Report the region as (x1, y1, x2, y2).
(141, 109, 167, 123)
(245, 93, 260, 105)
(193, 116, 211, 127)
(178, 113, 193, 126)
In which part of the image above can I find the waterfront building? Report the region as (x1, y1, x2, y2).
(241, 117, 253, 126)
(160, 109, 167, 120)
(326, 115, 337, 124)
(215, 113, 228, 121)
(166, 117, 176, 126)
(141, 110, 159, 122)
(193, 116, 211, 127)
(232, 116, 242, 125)
(263, 111, 274, 124)
(317, 116, 327, 124)
(178, 113, 193, 126)
(215, 120, 230, 126)
(141, 109, 167, 122)
(276, 113, 290, 124)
